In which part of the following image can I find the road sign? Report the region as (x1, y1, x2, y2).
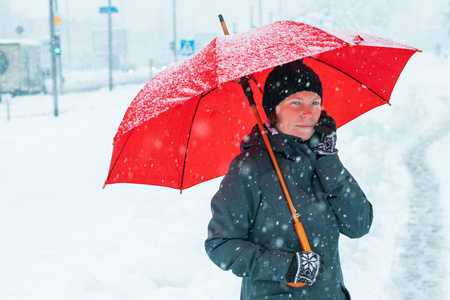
(180, 40, 195, 56)
(0, 51, 9, 75)
(15, 26, 24, 35)
(54, 16, 61, 26)
(99, 6, 118, 13)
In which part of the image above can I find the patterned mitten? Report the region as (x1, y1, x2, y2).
(312, 111, 338, 155)
(287, 251, 325, 286)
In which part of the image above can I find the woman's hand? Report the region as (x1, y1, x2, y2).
(287, 251, 325, 286)
(311, 111, 338, 155)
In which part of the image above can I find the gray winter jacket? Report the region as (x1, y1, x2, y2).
(205, 126, 373, 300)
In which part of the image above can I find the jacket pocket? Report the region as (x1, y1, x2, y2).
(250, 293, 294, 300)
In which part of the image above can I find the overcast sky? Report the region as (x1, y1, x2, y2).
(11, 0, 296, 35)
(5, 0, 448, 66)
(10, 0, 448, 42)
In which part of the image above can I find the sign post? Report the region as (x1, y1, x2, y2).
(172, 0, 177, 62)
(99, 3, 118, 91)
(4, 93, 12, 122)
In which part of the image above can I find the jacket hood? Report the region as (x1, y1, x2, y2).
(240, 124, 315, 161)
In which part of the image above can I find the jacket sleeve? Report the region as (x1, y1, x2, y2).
(205, 154, 294, 282)
(314, 154, 373, 239)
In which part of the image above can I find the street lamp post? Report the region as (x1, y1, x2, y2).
(172, 0, 177, 63)
(49, 0, 59, 117)
(108, 0, 113, 91)
(259, 0, 262, 26)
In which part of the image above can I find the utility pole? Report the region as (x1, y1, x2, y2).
(172, 0, 177, 62)
(65, 0, 72, 69)
(108, 0, 113, 91)
(149, 59, 154, 80)
(53, 2, 64, 94)
(49, 0, 59, 117)
(250, 6, 255, 28)
(278, 0, 282, 19)
(259, 0, 262, 26)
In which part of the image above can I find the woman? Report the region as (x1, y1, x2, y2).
(205, 60, 373, 300)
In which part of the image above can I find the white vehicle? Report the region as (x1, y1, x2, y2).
(0, 39, 45, 96)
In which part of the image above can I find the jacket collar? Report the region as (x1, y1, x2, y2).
(241, 125, 316, 161)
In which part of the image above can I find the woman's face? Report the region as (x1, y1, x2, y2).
(275, 91, 322, 140)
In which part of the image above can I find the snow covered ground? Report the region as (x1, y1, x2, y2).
(43, 67, 153, 94)
(0, 51, 449, 299)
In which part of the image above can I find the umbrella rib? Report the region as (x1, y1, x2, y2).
(309, 56, 391, 105)
(249, 74, 264, 95)
(179, 93, 207, 192)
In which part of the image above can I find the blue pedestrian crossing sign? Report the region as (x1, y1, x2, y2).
(180, 40, 195, 56)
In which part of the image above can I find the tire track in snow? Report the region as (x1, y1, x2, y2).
(392, 120, 448, 299)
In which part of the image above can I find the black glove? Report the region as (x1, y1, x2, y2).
(286, 251, 325, 286)
(310, 110, 338, 155)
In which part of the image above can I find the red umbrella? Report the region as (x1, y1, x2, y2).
(104, 20, 419, 191)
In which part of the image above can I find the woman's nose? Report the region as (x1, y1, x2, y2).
(300, 106, 313, 118)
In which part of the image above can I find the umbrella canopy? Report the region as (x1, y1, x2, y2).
(104, 20, 419, 190)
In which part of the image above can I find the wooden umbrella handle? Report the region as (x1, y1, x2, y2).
(244, 81, 311, 289)
(219, 15, 311, 289)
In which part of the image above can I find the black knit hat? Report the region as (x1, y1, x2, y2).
(262, 60, 323, 117)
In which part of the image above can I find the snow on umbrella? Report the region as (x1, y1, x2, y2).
(104, 20, 420, 191)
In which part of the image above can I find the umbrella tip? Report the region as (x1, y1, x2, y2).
(218, 14, 230, 36)
(102, 183, 107, 189)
